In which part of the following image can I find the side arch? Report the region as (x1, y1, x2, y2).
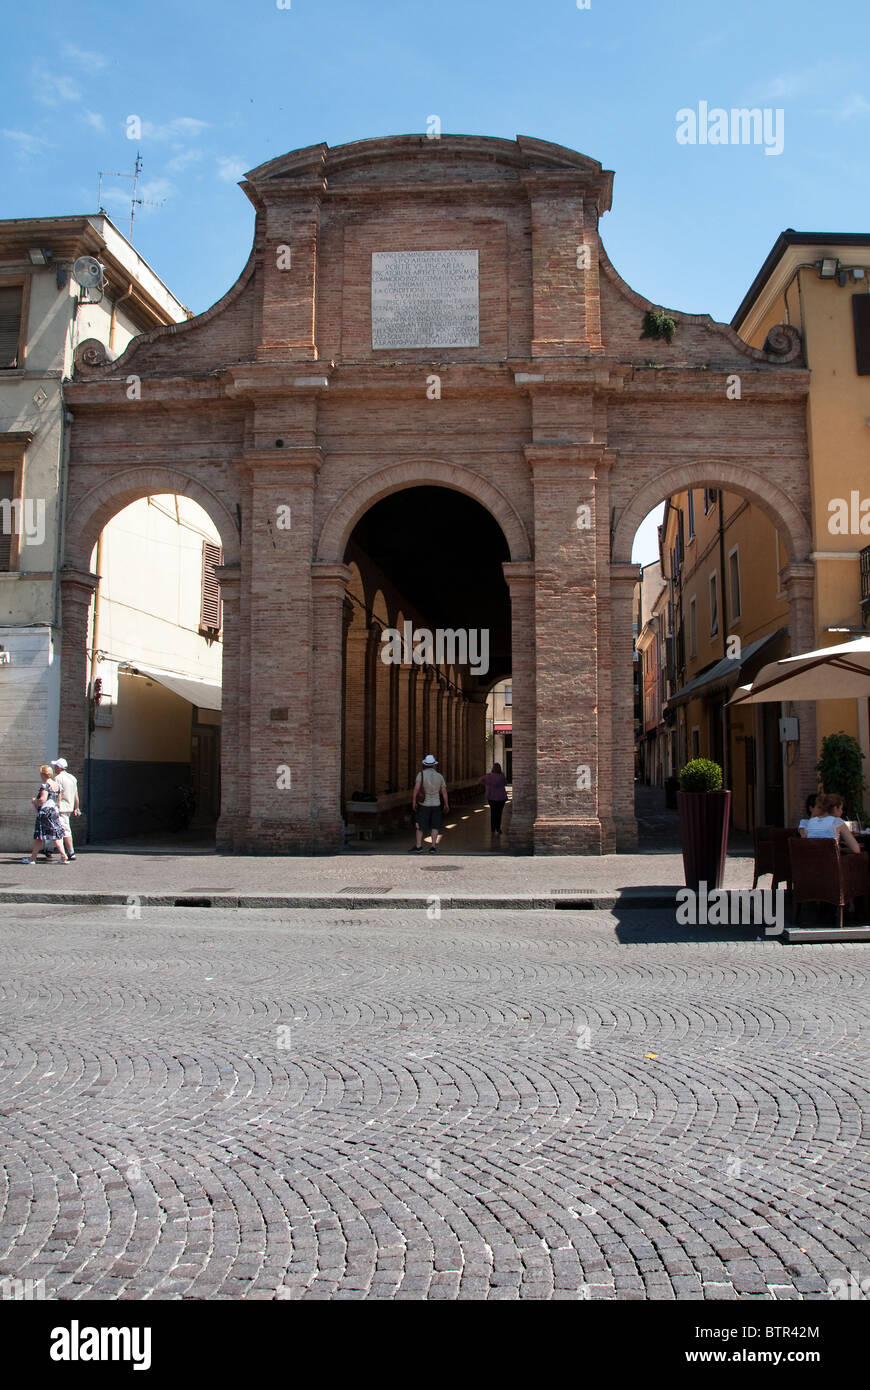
(611, 461, 812, 565)
(64, 466, 241, 569)
(316, 458, 532, 563)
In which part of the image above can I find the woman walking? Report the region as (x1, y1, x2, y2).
(21, 765, 68, 864)
(480, 762, 508, 835)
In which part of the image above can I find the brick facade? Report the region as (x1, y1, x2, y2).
(62, 135, 813, 853)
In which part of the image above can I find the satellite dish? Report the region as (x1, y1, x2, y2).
(72, 256, 104, 289)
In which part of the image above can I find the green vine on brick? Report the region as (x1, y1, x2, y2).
(641, 309, 676, 345)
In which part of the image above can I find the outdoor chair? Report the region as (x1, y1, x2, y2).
(751, 825, 775, 889)
(787, 838, 870, 929)
(770, 827, 800, 894)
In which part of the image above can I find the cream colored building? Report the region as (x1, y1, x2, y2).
(87, 495, 223, 839)
(0, 215, 188, 848)
(733, 232, 870, 799)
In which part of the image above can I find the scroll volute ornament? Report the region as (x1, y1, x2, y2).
(762, 323, 803, 363)
(74, 338, 109, 375)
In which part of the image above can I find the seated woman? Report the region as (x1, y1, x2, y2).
(797, 792, 819, 836)
(803, 793, 861, 853)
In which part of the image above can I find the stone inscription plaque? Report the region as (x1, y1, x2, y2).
(371, 250, 479, 349)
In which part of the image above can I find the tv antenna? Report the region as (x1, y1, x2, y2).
(96, 152, 163, 241)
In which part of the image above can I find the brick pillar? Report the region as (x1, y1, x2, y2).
(214, 563, 241, 852)
(406, 665, 419, 787)
(503, 560, 536, 851)
(344, 603, 367, 801)
(363, 624, 379, 796)
(311, 562, 351, 848)
(259, 190, 322, 362)
(58, 567, 98, 844)
(242, 448, 320, 851)
(526, 445, 606, 852)
(782, 561, 818, 824)
(526, 181, 600, 358)
(466, 695, 488, 783)
(609, 563, 642, 850)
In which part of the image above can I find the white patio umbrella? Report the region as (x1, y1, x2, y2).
(729, 636, 870, 705)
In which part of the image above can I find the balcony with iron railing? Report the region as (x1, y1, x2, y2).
(861, 543, 870, 625)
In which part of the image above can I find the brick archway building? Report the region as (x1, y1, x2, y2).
(63, 135, 814, 854)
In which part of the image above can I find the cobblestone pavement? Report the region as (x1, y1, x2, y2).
(1, 906, 867, 1301)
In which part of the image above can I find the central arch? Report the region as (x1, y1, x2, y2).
(316, 458, 532, 565)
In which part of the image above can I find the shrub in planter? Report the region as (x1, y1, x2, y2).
(816, 732, 865, 823)
(677, 759, 730, 891)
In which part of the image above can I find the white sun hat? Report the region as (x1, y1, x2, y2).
(52, 758, 68, 769)
(422, 754, 438, 766)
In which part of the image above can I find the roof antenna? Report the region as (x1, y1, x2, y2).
(96, 152, 164, 242)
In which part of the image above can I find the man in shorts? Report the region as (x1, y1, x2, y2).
(52, 758, 81, 861)
(411, 754, 449, 854)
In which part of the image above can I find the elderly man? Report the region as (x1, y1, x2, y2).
(51, 758, 81, 861)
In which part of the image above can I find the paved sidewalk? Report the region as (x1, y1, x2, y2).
(0, 843, 757, 908)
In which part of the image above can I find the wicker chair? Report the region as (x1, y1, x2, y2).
(787, 838, 870, 929)
(770, 827, 801, 894)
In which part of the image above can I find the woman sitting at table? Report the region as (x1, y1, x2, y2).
(802, 793, 861, 853)
(797, 792, 820, 835)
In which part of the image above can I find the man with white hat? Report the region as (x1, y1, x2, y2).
(410, 754, 449, 854)
(51, 758, 81, 861)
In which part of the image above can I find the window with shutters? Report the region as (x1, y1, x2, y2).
(200, 540, 223, 632)
(853, 294, 870, 375)
(0, 286, 23, 369)
(0, 469, 15, 570)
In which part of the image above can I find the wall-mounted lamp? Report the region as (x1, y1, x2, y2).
(27, 248, 51, 266)
(818, 257, 839, 279)
(0, 646, 11, 666)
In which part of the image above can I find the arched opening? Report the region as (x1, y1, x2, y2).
(82, 493, 225, 846)
(627, 477, 815, 845)
(340, 484, 513, 851)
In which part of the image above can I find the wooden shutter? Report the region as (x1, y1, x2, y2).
(0, 470, 14, 570)
(200, 540, 223, 629)
(0, 287, 23, 369)
(853, 294, 870, 375)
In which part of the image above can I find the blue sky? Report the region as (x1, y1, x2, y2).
(4, 0, 868, 561)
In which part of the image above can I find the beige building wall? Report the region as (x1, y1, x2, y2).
(0, 216, 188, 848)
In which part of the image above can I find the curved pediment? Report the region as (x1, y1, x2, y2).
(241, 134, 613, 212)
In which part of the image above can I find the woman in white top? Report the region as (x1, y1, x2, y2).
(801, 793, 861, 853)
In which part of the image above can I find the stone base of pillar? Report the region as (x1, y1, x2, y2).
(533, 817, 605, 854)
(612, 817, 638, 853)
(229, 817, 343, 854)
(506, 815, 534, 854)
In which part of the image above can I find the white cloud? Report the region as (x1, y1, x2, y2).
(32, 66, 82, 105)
(749, 60, 843, 104)
(826, 92, 870, 122)
(2, 128, 51, 159)
(64, 44, 109, 70)
(217, 155, 248, 183)
(166, 147, 203, 173)
(82, 110, 106, 132)
(141, 117, 209, 141)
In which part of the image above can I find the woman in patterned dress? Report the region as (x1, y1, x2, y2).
(21, 765, 68, 864)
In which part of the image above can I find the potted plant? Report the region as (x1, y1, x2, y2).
(817, 732, 866, 824)
(677, 758, 730, 891)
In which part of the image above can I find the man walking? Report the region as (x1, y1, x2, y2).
(52, 758, 81, 861)
(411, 754, 449, 854)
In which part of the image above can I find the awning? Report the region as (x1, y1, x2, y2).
(665, 628, 786, 712)
(493, 723, 512, 732)
(729, 634, 870, 705)
(124, 664, 221, 712)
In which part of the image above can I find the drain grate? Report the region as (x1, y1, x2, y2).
(174, 897, 212, 907)
(339, 886, 393, 894)
(418, 865, 462, 871)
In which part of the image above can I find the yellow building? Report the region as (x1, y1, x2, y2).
(660, 487, 790, 830)
(733, 233, 870, 785)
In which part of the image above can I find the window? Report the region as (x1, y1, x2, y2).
(709, 572, 719, 636)
(703, 487, 719, 514)
(0, 286, 23, 369)
(728, 546, 741, 620)
(687, 490, 695, 540)
(691, 727, 700, 759)
(689, 595, 697, 657)
(504, 684, 512, 707)
(853, 294, 870, 375)
(0, 469, 15, 570)
(200, 540, 224, 631)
